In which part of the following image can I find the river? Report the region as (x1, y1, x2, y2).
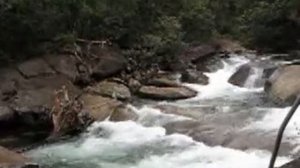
(27, 54, 300, 168)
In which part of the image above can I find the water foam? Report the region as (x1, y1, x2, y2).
(184, 56, 263, 100)
(28, 121, 290, 168)
(27, 54, 295, 168)
(245, 107, 300, 149)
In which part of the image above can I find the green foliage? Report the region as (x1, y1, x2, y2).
(238, 0, 299, 51)
(0, 0, 299, 65)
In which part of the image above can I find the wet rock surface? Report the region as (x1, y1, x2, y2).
(109, 105, 138, 122)
(0, 46, 128, 149)
(164, 120, 293, 156)
(228, 64, 252, 87)
(265, 65, 300, 105)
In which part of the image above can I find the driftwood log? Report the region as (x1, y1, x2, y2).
(50, 86, 92, 138)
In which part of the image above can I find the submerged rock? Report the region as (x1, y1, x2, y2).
(164, 120, 293, 155)
(265, 65, 300, 105)
(137, 86, 197, 100)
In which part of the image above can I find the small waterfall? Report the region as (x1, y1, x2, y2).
(244, 67, 264, 88)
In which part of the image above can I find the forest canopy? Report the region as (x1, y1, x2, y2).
(0, 0, 299, 63)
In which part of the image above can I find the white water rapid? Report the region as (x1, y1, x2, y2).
(27, 54, 299, 168)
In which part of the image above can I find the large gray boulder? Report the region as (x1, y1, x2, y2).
(137, 86, 197, 100)
(265, 65, 300, 104)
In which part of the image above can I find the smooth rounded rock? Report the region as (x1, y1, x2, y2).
(138, 86, 197, 100)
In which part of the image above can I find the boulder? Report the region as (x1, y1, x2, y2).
(228, 64, 252, 87)
(279, 158, 300, 168)
(0, 146, 31, 167)
(146, 77, 180, 87)
(181, 69, 209, 85)
(0, 106, 14, 126)
(229, 61, 278, 88)
(263, 66, 278, 79)
(90, 47, 126, 79)
(128, 78, 142, 93)
(179, 44, 218, 63)
(80, 94, 123, 121)
(137, 86, 197, 100)
(212, 39, 246, 53)
(109, 105, 138, 122)
(7, 75, 80, 128)
(11, 75, 80, 110)
(145, 72, 181, 87)
(0, 68, 24, 101)
(265, 65, 300, 104)
(44, 54, 79, 81)
(195, 55, 224, 72)
(17, 58, 55, 78)
(86, 81, 131, 101)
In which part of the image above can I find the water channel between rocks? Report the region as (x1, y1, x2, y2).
(27, 54, 300, 168)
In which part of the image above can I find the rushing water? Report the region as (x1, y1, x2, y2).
(27, 54, 300, 168)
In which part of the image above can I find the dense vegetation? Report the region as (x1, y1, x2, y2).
(0, 0, 299, 64)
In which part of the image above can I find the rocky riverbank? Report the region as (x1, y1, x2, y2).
(1, 39, 300, 167)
